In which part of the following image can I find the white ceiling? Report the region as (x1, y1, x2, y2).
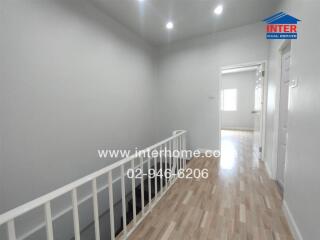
(90, 0, 280, 45)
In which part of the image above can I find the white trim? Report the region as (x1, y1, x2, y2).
(221, 127, 254, 131)
(282, 200, 303, 240)
(218, 69, 222, 151)
(220, 60, 266, 71)
(261, 61, 268, 163)
(221, 66, 258, 74)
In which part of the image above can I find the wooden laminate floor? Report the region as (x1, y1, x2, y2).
(128, 130, 293, 240)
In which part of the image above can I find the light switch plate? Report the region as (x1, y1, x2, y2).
(290, 77, 298, 88)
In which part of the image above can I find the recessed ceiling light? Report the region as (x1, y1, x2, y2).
(166, 21, 174, 30)
(214, 5, 223, 15)
(137, 0, 144, 2)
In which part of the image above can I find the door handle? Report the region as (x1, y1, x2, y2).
(251, 110, 258, 114)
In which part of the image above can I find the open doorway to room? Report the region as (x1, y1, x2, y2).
(219, 62, 267, 170)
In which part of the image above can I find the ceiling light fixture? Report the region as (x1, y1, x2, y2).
(214, 5, 223, 15)
(166, 21, 174, 30)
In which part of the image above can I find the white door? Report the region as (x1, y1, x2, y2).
(252, 64, 264, 159)
(276, 47, 291, 188)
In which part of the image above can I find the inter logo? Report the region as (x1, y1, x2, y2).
(263, 12, 301, 40)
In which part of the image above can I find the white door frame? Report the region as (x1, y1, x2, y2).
(273, 40, 291, 182)
(218, 60, 269, 162)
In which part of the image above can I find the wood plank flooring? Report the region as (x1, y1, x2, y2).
(128, 130, 293, 240)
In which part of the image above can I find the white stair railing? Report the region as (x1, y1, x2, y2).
(0, 130, 187, 240)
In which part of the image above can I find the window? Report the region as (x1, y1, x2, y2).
(221, 89, 237, 111)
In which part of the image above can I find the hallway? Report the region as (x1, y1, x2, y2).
(1, 1, 319, 239)
(128, 130, 293, 240)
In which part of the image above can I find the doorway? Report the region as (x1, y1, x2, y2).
(219, 61, 267, 162)
(276, 42, 291, 189)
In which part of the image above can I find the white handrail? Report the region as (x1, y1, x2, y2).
(0, 130, 187, 240)
(0, 131, 186, 226)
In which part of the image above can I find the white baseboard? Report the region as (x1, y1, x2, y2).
(221, 127, 254, 131)
(282, 200, 303, 240)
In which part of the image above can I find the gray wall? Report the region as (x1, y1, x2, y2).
(156, 23, 269, 151)
(265, 1, 320, 239)
(221, 71, 256, 130)
(0, 0, 159, 238)
(3, 0, 320, 239)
